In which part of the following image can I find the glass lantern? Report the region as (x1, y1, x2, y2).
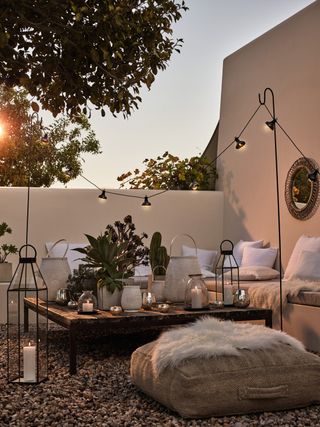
(78, 290, 97, 314)
(214, 240, 240, 307)
(184, 274, 209, 310)
(7, 244, 48, 384)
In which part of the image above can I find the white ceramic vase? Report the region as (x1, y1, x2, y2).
(0, 262, 12, 282)
(97, 287, 122, 310)
(121, 285, 142, 312)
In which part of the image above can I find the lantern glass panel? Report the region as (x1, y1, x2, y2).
(214, 240, 239, 307)
(7, 245, 48, 384)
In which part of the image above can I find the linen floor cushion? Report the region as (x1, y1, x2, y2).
(130, 319, 320, 419)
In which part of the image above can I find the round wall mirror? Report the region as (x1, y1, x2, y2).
(285, 157, 320, 220)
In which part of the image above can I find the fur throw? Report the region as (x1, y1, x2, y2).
(247, 279, 320, 312)
(152, 317, 305, 375)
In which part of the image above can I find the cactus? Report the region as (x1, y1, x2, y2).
(149, 232, 170, 276)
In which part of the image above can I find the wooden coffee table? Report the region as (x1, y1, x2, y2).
(24, 298, 272, 375)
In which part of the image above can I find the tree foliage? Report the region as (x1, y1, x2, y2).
(117, 152, 217, 190)
(0, 0, 187, 117)
(0, 85, 101, 187)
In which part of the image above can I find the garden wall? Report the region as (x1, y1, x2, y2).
(0, 187, 223, 321)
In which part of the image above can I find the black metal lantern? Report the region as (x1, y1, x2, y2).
(7, 244, 48, 384)
(214, 240, 240, 307)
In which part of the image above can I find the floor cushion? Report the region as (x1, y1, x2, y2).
(130, 319, 320, 418)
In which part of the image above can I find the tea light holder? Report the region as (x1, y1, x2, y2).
(110, 306, 123, 315)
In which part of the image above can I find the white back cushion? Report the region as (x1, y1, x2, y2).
(241, 246, 278, 268)
(284, 235, 320, 279)
(233, 240, 264, 266)
(182, 245, 217, 272)
(289, 250, 320, 281)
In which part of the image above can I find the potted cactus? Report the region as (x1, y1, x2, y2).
(0, 222, 18, 282)
(149, 231, 170, 277)
(149, 232, 170, 301)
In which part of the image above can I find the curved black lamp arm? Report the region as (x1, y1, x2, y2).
(263, 103, 319, 178)
(258, 87, 283, 331)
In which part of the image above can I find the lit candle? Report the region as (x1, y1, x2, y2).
(82, 300, 93, 312)
(23, 342, 36, 382)
(191, 286, 202, 309)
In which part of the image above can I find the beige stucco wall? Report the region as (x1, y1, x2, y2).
(217, 0, 320, 270)
(0, 187, 223, 266)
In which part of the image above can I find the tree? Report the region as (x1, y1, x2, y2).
(0, 0, 187, 117)
(117, 152, 218, 190)
(0, 85, 101, 187)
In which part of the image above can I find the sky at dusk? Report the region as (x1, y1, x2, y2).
(55, 0, 315, 189)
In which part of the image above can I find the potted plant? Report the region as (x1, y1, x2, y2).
(67, 264, 97, 301)
(0, 222, 18, 282)
(74, 215, 148, 310)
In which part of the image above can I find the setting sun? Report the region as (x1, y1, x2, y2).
(0, 124, 4, 137)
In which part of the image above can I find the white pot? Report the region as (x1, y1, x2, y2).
(0, 263, 12, 282)
(121, 285, 142, 312)
(152, 280, 166, 302)
(97, 287, 122, 310)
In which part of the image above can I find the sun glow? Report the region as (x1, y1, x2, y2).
(0, 124, 4, 137)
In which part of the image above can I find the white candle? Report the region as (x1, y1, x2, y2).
(224, 285, 234, 306)
(191, 286, 202, 309)
(82, 300, 93, 312)
(23, 342, 36, 382)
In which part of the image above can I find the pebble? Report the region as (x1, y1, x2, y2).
(0, 324, 320, 426)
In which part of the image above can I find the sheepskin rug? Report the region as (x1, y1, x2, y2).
(248, 279, 320, 312)
(152, 317, 305, 375)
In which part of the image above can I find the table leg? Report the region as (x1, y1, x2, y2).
(69, 328, 77, 375)
(265, 312, 273, 328)
(24, 304, 29, 333)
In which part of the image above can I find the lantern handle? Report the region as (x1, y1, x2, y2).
(219, 239, 234, 254)
(19, 244, 37, 259)
(169, 234, 197, 257)
(152, 265, 167, 281)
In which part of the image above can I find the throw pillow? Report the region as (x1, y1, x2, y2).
(289, 250, 320, 281)
(233, 240, 264, 266)
(241, 246, 278, 268)
(182, 245, 217, 272)
(284, 235, 320, 279)
(134, 264, 152, 277)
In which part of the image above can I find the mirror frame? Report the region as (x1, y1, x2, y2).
(285, 157, 320, 220)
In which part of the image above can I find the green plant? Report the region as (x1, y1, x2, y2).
(67, 265, 97, 300)
(0, 1, 187, 116)
(149, 232, 170, 276)
(0, 85, 100, 187)
(0, 222, 18, 263)
(74, 215, 148, 293)
(117, 152, 218, 190)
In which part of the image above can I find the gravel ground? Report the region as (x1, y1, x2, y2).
(0, 325, 320, 427)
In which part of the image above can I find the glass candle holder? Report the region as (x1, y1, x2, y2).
(184, 274, 209, 310)
(78, 290, 97, 314)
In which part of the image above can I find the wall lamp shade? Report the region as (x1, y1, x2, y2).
(142, 196, 151, 207)
(235, 137, 246, 150)
(308, 169, 319, 182)
(98, 190, 107, 200)
(265, 119, 277, 131)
